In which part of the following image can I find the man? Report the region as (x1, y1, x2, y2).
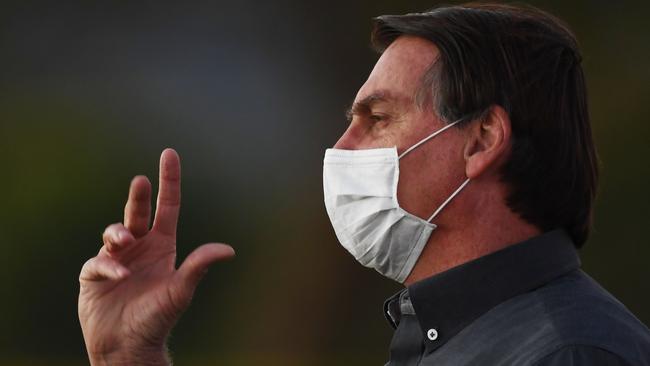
(79, 3, 650, 365)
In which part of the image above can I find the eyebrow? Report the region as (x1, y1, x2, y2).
(345, 91, 393, 121)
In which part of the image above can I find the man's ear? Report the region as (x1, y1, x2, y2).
(463, 105, 511, 179)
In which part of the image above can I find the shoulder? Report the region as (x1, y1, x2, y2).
(420, 270, 650, 365)
(446, 269, 650, 365)
(531, 345, 631, 366)
(533, 270, 649, 340)
(519, 270, 650, 365)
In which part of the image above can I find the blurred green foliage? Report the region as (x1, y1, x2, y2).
(1, 0, 648, 364)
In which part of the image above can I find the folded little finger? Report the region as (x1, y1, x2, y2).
(79, 256, 130, 284)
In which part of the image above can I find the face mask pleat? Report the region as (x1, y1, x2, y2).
(342, 209, 407, 262)
(358, 217, 435, 282)
(333, 195, 396, 218)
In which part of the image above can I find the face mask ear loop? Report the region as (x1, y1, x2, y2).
(398, 119, 462, 160)
(427, 178, 471, 222)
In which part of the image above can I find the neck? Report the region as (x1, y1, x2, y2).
(404, 183, 541, 286)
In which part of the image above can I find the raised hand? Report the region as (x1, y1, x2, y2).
(78, 149, 235, 365)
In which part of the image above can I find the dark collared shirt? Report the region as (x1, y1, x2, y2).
(384, 230, 650, 365)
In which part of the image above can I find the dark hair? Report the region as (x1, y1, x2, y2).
(371, 3, 598, 247)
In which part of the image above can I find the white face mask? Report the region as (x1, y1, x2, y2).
(323, 120, 470, 283)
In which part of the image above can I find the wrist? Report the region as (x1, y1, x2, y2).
(88, 346, 171, 366)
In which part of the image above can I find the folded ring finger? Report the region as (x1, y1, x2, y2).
(102, 223, 135, 254)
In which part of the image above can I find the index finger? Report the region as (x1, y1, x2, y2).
(152, 148, 181, 237)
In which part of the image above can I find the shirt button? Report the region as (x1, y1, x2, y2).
(427, 328, 439, 341)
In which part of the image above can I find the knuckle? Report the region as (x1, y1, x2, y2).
(103, 223, 130, 249)
(81, 256, 96, 269)
(162, 170, 180, 182)
(102, 228, 111, 242)
(79, 257, 98, 278)
(132, 188, 151, 202)
(103, 223, 120, 239)
(158, 195, 180, 207)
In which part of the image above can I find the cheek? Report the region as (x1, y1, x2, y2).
(396, 137, 467, 219)
(370, 128, 397, 148)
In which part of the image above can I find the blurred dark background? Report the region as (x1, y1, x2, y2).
(1, 0, 648, 364)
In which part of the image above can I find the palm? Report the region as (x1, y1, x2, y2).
(78, 149, 234, 360)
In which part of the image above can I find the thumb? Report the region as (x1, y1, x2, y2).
(173, 243, 235, 302)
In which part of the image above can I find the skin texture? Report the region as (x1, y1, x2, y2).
(335, 36, 540, 285)
(78, 35, 541, 363)
(78, 149, 235, 365)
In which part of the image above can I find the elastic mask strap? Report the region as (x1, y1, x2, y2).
(398, 119, 462, 160)
(427, 178, 471, 222)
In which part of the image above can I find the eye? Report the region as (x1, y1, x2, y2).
(370, 114, 384, 122)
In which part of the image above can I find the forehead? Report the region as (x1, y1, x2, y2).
(356, 36, 439, 103)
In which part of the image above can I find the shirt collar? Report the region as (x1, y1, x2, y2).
(384, 229, 581, 353)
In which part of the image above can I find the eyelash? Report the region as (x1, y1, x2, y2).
(370, 114, 388, 123)
(345, 113, 387, 124)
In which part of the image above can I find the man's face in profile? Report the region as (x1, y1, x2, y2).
(334, 36, 469, 224)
